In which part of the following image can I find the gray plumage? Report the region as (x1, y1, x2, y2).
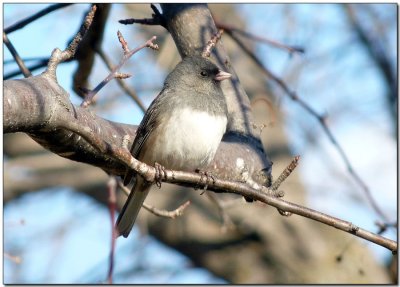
(116, 55, 230, 238)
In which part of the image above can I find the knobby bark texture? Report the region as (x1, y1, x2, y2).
(3, 3, 392, 284)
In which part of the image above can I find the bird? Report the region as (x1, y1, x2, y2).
(116, 55, 231, 238)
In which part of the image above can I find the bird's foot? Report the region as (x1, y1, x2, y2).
(195, 169, 216, 193)
(154, 162, 167, 188)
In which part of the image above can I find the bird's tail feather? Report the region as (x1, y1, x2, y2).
(116, 177, 150, 238)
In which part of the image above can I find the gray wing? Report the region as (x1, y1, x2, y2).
(116, 86, 170, 237)
(123, 86, 169, 185)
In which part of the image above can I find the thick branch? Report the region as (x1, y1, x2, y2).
(5, 76, 393, 252)
(7, 80, 393, 252)
(3, 75, 268, 183)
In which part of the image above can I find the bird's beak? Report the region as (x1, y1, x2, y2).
(214, 70, 231, 81)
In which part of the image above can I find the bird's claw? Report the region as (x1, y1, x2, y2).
(196, 169, 216, 193)
(154, 162, 167, 188)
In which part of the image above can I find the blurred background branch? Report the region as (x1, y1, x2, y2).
(3, 3, 397, 284)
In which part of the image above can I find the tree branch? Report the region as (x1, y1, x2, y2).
(45, 5, 97, 79)
(80, 33, 158, 108)
(215, 21, 305, 55)
(3, 32, 32, 78)
(72, 4, 111, 98)
(59, 111, 399, 253)
(3, 3, 396, 266)
(12, 87, 392, 252)
(4, 3, 73, 34)
(117, 179, 191, 219)
(96, 48, 146, 112)
(225, 27, 390, 222)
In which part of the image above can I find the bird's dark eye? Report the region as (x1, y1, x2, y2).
(200, 71, 208, 77)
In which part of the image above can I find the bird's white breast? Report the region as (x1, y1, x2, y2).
(150, 108, 227, 171)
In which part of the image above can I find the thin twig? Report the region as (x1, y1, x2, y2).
(3, 56, 49, 65)
(344, 4, 397, 124)
(216, 21, 305, 55)
(117, 31, 130, 54)
(119, 17, 158, 25)
(142, 201, 191, 219)
(107, 176, 117, 284)
(114, 72, 131, 79)
(3, 32, 32, 78)
(4, 57, 49, 80)
(202, 29, 224, 58)
(117, 179, 191, 219)
(46, 5, 97, 78)
(269, 155, 301, 217)
(118, 3, 167, 28)
(270, 155, 300, 191)
(57, 119, 397, 253)
(375, 221, 397, 235)
(80, 34, 158, 108)
(4, 3, 73, 34)
(206, 192, 236, 232)
(226, 30, 389, 222)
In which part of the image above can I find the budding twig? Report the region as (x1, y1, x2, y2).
(80, 34, 158, 108)
(270, 155, 300, 192)
(202, 29, 224, 58)
(46, 5, 97, 78)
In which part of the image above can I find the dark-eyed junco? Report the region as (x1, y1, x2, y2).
(116, 55, 231, 237)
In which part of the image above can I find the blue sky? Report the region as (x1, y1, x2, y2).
(3, 3, 397, 283)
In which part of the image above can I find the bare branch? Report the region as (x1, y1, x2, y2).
(206, 192, 236, 232)
(4, 57, 50, 80)
(344, 4, 397, 124)
(375, 221, 397, 235)
(80, 34, 158, 108)
(143, 201, 191, 219)
(114, 72, 131, 80)
(106, 176, 117, 284)
(119, 17, 158, 26)
(96, 49, 146, 112)
(202, 29, 224, 58)
(270, 155, 300, 191)
(4, 3, 73, 34)
(216, 21, 305, 55)
(72, 4, 110, 99)
(3, 32, 32, 78)
(117, 180, 191, 219)
(117, 30, 130, 54)
(46, 5, 97, 78)
(118, 4, 167, 28)
(226, 29, 389, 222)
(55, 116, 397, 253)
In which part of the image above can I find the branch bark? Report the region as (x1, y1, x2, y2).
(3, 3, 395, 283)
